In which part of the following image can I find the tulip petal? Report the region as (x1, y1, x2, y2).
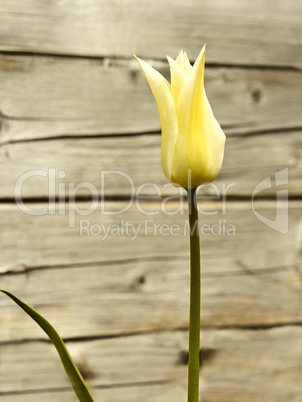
(175, 50, 193, 77)
(175, 49, 184, 66)
(134, 56, 178, 181)
(202, 87, 226, 179)
(167, 56, 188, 104)
(173, 45, 225, 188)
(135, 47, 225, 189)
(172, 46, 206, 187)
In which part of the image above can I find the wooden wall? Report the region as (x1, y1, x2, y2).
(0, 1, 302, 401)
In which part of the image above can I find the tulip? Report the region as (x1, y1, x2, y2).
(135, 46, 226, 189)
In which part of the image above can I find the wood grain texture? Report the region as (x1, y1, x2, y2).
(1, 254, 302, 342)
(1, 201, 300, 274)
(2, 328, 302, 401)
(0, 201, 301, 341)
(0, 0, 301, 68)
(0, 55, 301, 143)
(1, 131, 301, 199)
(0, 332, 186, 397)
(0, 2, 301, 401)
(0, 386, 183, 402)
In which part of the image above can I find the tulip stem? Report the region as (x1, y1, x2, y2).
(187, 188, 201, 402)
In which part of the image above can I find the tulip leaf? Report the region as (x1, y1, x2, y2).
(0, 289, 94, 402)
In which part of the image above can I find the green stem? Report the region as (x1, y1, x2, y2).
(187, 188, 201, 402)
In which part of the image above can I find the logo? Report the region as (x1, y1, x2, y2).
(252, 168, 288, 234)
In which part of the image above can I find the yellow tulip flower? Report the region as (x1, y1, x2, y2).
(135, 46, 226, 189)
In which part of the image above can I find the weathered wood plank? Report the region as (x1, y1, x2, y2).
(1, 201, 299, 274)
(1, 328, 302, 401)
(0, 332, 185, 397)
(0, 0, 301, 68)
(0, 386, 180, 402)
(1, 255, 302, 342)
(0, 201, 301, 341)
(0, 55, 301, 143)
(1, 131, 301, 199)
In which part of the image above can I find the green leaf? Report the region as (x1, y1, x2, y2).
(0, 289, 94, 402)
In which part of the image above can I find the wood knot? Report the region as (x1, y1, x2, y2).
(251, 87, 262, 103)
(200, 348, 218, 366)
(178, 350, 189, 365)
(77, 361, 95, 380)
(178, 348, 218, 368)
(129, 274, 146, 290)
(137, 275, 146, 284)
